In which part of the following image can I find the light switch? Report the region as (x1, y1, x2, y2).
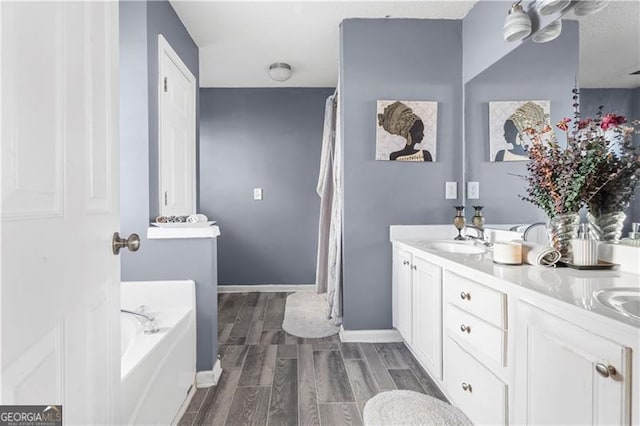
(467, 181, 480, 199)
(445, 182, 457, 200)
(253, 188, 263, 201)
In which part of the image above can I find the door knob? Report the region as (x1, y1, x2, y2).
(112, 232, 141, 255)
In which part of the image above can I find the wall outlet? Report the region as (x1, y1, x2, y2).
(253, 188, 263, 201)
(467, 181, 480, 199)
(445, 182, 457, 200)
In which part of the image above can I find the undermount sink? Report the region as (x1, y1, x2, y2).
(417, 240, 486, 254)
(595, 288, 640, 320)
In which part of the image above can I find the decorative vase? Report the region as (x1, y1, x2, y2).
(547, 213, 580, 263)
(453, 206, 466, 240)
(472, 206, 485, 229)
(587, 210, 626, 243)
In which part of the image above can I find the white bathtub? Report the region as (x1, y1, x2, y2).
(121, 280, 196, 425)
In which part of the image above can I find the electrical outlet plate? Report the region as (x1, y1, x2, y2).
(253, 188, 263, 201)
(467, 181, 480, 199)
(445, 182, 457, 200)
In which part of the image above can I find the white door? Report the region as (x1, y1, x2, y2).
(1, 2, 121, 424)
(411, 256, 442, 380)
(392, 247, 413, 344)
(158, 35, 196, 217)
(515, 301, 632, 425)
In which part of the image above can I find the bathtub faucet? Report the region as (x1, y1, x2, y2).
(121, 308, 160, 334)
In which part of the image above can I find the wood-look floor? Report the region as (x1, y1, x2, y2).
(179, 292, 446, 426)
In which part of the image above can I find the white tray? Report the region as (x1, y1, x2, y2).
(151, 221, 216, 228)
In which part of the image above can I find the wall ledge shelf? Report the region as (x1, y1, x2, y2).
(147, 225, 220, 240)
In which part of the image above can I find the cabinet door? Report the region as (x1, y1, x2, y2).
(515, 302, 631, 425)
(412, 256, 443, 379)
(392, 247, 413, 344)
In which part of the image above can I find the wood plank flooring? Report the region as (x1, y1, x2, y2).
(179, 292, 446, 426)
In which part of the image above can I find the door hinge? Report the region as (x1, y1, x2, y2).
(163, 77, 168, 93)
(164, 191, 168, 206)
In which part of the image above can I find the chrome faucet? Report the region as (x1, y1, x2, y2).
(121, 307, 159, 334)
(523, 222, 547, 242)
(464, 225, 492, 247)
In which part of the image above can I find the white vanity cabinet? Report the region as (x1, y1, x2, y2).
(514, 301, 632, 425)
(392, 245, 443, 379)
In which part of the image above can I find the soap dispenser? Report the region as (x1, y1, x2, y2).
(454, 206, 466, 240)
(571, 223, 598, 266)
(621, 222, 640, 247)
(472, 206, 485, 228)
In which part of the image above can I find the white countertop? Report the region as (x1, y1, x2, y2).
(147, 225, 220, 239)
(392, 237, 640, 329)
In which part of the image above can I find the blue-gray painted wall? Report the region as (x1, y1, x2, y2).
(199, 88, 334, 285)
(464, 21, 579, 224)
(119, 0, 217, 371)
(340, 19, 463, 330)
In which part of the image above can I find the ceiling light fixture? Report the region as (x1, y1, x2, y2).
(503, 1, 532, 42)
(269, 63, 292, 82)
(572, 0, 609, 16)
(535, 0, 571, 16)
(532, 18, 562, 43)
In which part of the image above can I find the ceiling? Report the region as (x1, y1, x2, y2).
(169, 1, 477, 88)
(170, 0, 640, 89)
(568, 1, 640, 89)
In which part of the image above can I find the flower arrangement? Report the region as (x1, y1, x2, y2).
(519, 88, 639, 219)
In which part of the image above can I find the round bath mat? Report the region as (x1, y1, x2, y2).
(282, 292, 339, 338)
(363, 390, 471, 426)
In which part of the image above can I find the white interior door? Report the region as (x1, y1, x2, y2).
(1, 2, 120, 424)
(158, 35, 196, 217)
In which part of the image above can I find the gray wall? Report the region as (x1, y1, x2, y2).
(581, 88, 640, 227)
(464, 21, 579, 224)
(199, 88, 334, 285)
(340, 19, 463, 330)
(120, 0, 217, 372)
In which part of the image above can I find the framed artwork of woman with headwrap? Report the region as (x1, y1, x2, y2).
(489, 100, 552, 162)
(376, 100, 438, 162)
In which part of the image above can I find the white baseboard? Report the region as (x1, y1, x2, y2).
(171, 379, 197, 425)
(218, 284, 316, 293)
(196, 359, 222, 388)
(339, 326, 403, 343)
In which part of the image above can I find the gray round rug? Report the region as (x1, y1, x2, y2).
(363, 390, 471, 426)
(282, 292, 339, 338)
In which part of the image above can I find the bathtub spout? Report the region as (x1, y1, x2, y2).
(121, 309, 159, 334)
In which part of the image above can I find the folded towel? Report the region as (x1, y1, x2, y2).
(521, 242, 561, 266)
(187, 214, 199, 223)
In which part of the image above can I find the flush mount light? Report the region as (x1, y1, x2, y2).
(572, 0, 609, 16)
(535, 0, 571, 15)
(503, 1, 532, 42)
(532, 18, 562, 43)
(269, 63, 292, 82)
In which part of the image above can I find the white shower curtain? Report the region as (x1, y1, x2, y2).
(315, 91, 342, 324)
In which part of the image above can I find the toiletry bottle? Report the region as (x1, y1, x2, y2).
(621, 222, 640, 247)
(571, 223, 598, 266)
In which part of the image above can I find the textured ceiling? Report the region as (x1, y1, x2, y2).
(169, 1, 478, 87)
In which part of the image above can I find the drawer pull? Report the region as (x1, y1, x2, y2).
(460, 291, 471, 301)
(595, 363, 617, 378)
(402, 260, 409, 266)
(462, 382, 472, 392)
(411, 265, 417, 270)
(460, 324, 471, 333)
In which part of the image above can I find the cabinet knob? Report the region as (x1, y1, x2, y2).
(595, 363, 617, 378)
(460, 324, 471, 333)
(411, 265, 417, 270)
(462, 382, 472, 392)
(402, 260, 410, 266)
(460, 291, 471, 301)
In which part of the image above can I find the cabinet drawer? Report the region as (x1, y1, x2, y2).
(445, 337, 507, 425)
(444, 271, 506, 329)
(446, 304, 506, 366)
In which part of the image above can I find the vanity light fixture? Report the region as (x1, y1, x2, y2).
(534, 0, 571, 16)
(532, 18, 562, 43)
(269, 62, 292, 82)
(572, 0, 609, 16)
(503, 1, 532, 42)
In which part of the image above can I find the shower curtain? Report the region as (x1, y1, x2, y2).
(315, 91, 342, 325)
